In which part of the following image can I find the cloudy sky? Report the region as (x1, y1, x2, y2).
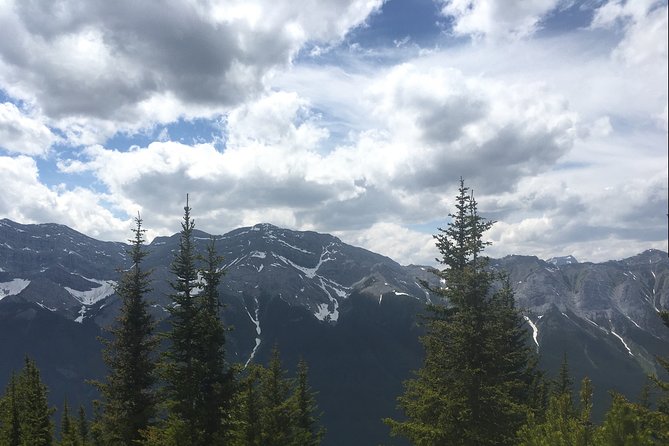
(0, 0, 666, 265)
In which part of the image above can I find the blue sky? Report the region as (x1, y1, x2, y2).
(0, 0, 667, 265)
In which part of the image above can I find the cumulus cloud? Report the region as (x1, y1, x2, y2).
(0, 155, 129, 239)
(592, 0, 668, 66)
(484, 168, 668, 262)
(0, 0, 382, 144)
(360, 63, 577, 194)
(56, 63, 581, 245)
(0, 102, 56, 156)
(336, 223, 437, 266)
(437, 0, 566, 40)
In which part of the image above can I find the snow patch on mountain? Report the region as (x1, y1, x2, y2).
(0, 279, 30, 300)
(610, 330, 634, 357)
(65, 278, 116, 305)
(244, 297, 262, 368)
(275, 238, 314, 254)
(523, 315, 539, 350)
(314, 278, 340, 322)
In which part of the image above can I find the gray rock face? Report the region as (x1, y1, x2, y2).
(492, 251, 669, 377)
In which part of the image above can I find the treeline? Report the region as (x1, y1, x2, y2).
(385, 180, 669, 445)
(0, 198, 324, 446)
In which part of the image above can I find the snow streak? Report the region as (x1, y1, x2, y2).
(523, 315, 539, 350)
(244, 297, 262, 368)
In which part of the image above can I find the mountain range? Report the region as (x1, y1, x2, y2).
(1, 218, 668, 446)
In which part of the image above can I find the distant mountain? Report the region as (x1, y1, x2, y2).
(1, 218, 668, 446)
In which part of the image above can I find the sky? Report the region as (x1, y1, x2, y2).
(0, 0, 667, 266)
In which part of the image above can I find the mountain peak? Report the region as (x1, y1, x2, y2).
(547, 255, 578, 266)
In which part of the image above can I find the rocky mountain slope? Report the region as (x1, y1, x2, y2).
(1, 218, 668, 445)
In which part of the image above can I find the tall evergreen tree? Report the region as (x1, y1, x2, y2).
(13, 357, 54, 446)
(94, 214, 157, 445)
(291, 359, 324, 446)
(386, 179, 539, 445)
(260, 348, 294, 446)
(555, 352, 574, 399)
(517, 377, 594, 446)
(0, 374, 22, 446)
(230, 365, 263, 446)
(76, 407, 88, 446)
(194, 238, 235, 444)
(59, 401, 79, 446)
(160, 196, 235, 445)
(162, 195, 202, 442)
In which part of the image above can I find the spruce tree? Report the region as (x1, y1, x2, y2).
(15, 357, 54, 446)
(194, 238, 235, 444)
(76, 407, 88, 446)
(94, 214, 157, 445)
(291, 359, 324, 446)
(59, 401, 79, 446)
(230, 365, 263, 446)
(0, 374, 22, 446)
(162, 196, 202, 442)
(161, 196, 234, 445)
(517, 377, 594, 446)
(555, 352, 574, 399)
(386, 178, 539, 445)
(260, 348, 294, 446)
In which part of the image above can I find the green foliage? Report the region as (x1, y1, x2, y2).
(386, 179, 539, 446)
(161, 196, 203, 442)
(93, 214, 158, 445)
(76, 407, 88, 446)
(517, 377, 594, 446)
(193, 238, 235, 444)
(160, 197, 234, 445)
(229, 349, 324, 446)
(555, 353, 574, 401)
(593, 393, 666, 446)
(292, 359, 325, 446)
(0, 374, 22, 446)
(58, 401, 79, 446)
(0, 358, 54, 446)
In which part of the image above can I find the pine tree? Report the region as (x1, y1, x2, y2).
(194, 238, 235, 444)
(555, 352, 574, 399)
(290, 359, 324, 446)
(594, 393, 657, 446)
(161, 196, 235, 445)
(386, 178, 539, 445)
(230, 365, 263, 446)
(0, 374, 22, 446)
(59, 401, 79, 446)
(15, 357, 54, 446)
(161, 196, 202, 442)
(518, 377, 594, 446)
(94, 214, 157, 445)
(76, 407, 88, 446)
(260, 348, 294, 446)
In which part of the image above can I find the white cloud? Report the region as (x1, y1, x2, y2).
(592, 1, 668, 66)
(437, 0, 566, 40)
(0, 103, 56, 156)
(0, 0, 383, 144)
(1, 2, 665, 266)
(336, 223, 437, 266)
(0, 155, 130, 239)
